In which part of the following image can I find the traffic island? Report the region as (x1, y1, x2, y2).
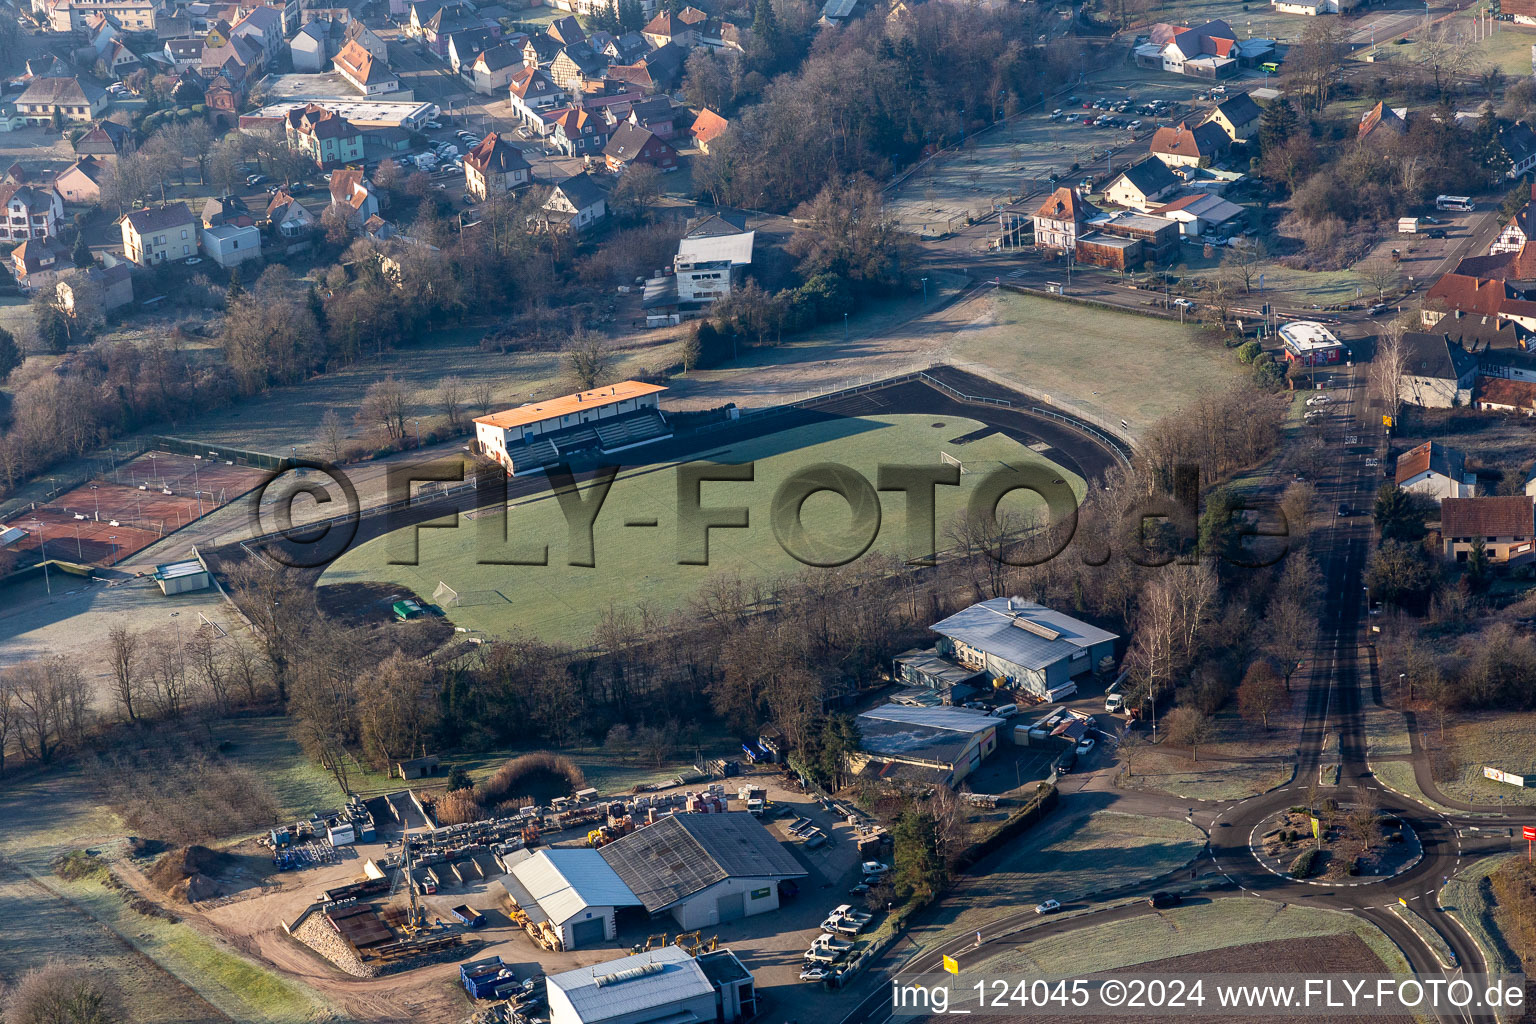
(1251, 805, 1422, 885)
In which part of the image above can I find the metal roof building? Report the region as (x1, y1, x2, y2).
(853, 704, 1000, 787)
(929, 598, 1119, 700)
(506, 849, 642, 949)
(599, 812, 806, 931)
(547, 945, 756, 1024)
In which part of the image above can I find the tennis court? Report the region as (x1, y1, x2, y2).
(2, 451, 268, 566)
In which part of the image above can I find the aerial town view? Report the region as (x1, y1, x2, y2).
(6, 0, 1536, 1018)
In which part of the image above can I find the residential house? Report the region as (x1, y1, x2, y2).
(523, 32, 562, 67)
(46, 0, 157, 35)
(57, 261, 133, 313)
(10, 238, 73, 293)
(343, 19, 389, 61)
(54, 155, 108, 204)
(73, 120, 133, 161)
(470, 43, 522, 95)
(231, 6, 285, 59)
(1395, 441, 1475, 501)
(82, 14, 118, 58)
(1440, 495, 1536, 564)
(549, 107, 609, 155)
(1422, 270, 1536, 337)
(286, 104, 364, 168)
(1399, 330, 1482, 408)
(1490, 184, 1536, 255)
(405, 0, 471, 37)
(1149, 121, 1229, 168)
(607, 41, 681, 94)
(421, 6, 491, 56)
(463, 133, 530, 200)
(363, 214, 394, 240)
(15, 77, 109, 126)
(448, 27, 498, 72)
(334, 40, 401, 96)
(1151, 192, 1245, 237)
(0, 183, 64, 242)
(103, 39, 142, 77)
(696, 19, 746, 53)
(290, 19, 335, 71)
(1357, 100, 1408, 142)
(165, 37, 203, 68)
(641, 8, 703, 48)
(121, 203, 198, 264)
(1494, 121, 1536, 181)
(201, 34, 264, 80)
(1132, 20, 1240, 78)
(1031, 187, 1097, 253)
(508, 67, 567, 130)
(691, 108, 728, 153)
(603, 122, 678, 173)
(549, 43, 607, 94)
(1475, 376, 1536, 416)
(1203, 91, 1261, 144)
(599, 30, 648, 64)
(620, 96, 678, 139)
(540, 173, 606, 232)
(199, 195, 261, 268)
(547, 13, 585, 44)
(1102, 157, 1179, 211)
(265, 188, 316, 237)
(328, 167, 378, 230)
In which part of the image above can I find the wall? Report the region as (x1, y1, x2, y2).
(669, 875, 781, 931)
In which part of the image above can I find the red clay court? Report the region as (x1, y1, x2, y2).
(4, 451, 268, 566)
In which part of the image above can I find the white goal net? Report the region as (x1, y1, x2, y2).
(432, 581, 460, 608)
(940, 451, 968, 474)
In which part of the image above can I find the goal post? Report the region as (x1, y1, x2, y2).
(940, 451, 968, 474)
(432, 581, 460, 608)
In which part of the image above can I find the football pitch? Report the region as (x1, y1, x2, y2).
(319, 413, 1084, 645)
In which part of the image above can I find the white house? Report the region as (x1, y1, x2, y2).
(0, 182, 64, 242)
(674, 229, 753, 305)
(1394, 441, 1475, 501)
(1151, 191, 1246, 237)
(1031, 186, 1097, 253)
(1102, 158, 1180, 212)
(508, 67, 568, 132)
(541, 173, 606, 233)
(199, 195, 261, 268)
(290, 20, 333, 71)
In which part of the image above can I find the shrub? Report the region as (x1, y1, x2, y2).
(433, 788, 485, 826)
(53, 849, 104, 881)
(475, 752, 586, 809)
(1290, 849, 1319, 878)
(1237, 340, 1262, 364)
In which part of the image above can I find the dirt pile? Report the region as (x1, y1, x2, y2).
(148, 845, 230, 903)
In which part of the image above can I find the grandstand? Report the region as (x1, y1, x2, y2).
(473, 381, 673, 475)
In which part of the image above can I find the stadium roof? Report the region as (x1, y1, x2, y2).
(508, 849, 641, 925)
(929, 598, 1118, 671)
(547, 946, 712, 1024)
(600, 812, 805, 914)
(474, 380, 666, 431)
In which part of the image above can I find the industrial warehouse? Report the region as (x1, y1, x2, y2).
(498, 812, 808, 939)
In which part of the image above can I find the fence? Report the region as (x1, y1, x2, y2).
(0, 441, 149, 524)
(150, 436, 292, 472)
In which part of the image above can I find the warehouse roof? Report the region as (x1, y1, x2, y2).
(474, 380, 665, 430)
(675, 230, 754, 267)
(856, 704, 996, 765)
(547, 946, 712, 1024)
(929, 598, 1118, 671)
(600, 812, 805, 914)
(509, 849, 641, 925)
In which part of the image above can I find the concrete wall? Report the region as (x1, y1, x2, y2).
(669, 876, 782, 931)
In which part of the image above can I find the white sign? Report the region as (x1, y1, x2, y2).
(1484, 766, 1529, 787)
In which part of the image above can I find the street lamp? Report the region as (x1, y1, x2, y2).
(109, 534, 118, 566)
(921, 277, 929, 303)
(31, 520, 50, 596)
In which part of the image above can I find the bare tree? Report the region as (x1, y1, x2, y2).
(0, 678, 15, 776)
(439, 375, 466, 435)
(1370, 320, 1410, 425)
(1358, 256, 1398, 300)
(318, 408, 346, 463)
(1237, 661, 1287, 729)
(563, 329, 612, 391)
(1221, 238, 1266, 294)
(1347, 791, 1381, 852)
(1162, 705, 1213, 763)
(106, 625, 142, 722)
(355, 374, 409, 442)
(2, 960, 123, 1024)
(471, 378, 495, 415)
(1416, 21, 1477, 97)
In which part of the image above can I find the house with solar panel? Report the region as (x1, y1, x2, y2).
(928, 597, 1119, 702)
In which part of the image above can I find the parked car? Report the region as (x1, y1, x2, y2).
(1054, 749, 1077, 775)
(1148, 891, 1181, 909)
(245, 173, 267, 186)
(849, 883, 870, 897)
(1172, 298, 1195, 310)
(1035, 899, 1062, 915)
(1129, 119, 1142, 129)
(800, 966, 830, 982)
(1075, 736, 1096, 755)
(1337, 503, 1351, 517)
(1306, 395, 1330, 406)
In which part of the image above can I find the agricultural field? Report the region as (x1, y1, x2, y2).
(910, 805, 1205, 945)
(320, 412, 1083, 645)
(948, 290, 1243, 433)
(972, 897, 1411, 976)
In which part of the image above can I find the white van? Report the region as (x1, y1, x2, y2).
(990, 703, 1018, 718)
(1105, 692, 1125, 713)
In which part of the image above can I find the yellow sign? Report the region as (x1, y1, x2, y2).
(942, 955, 959, 975)
(1310, 817, 1320, 840)
(1383, 414, 1393, 427)
(1399, 897, 1408, 907)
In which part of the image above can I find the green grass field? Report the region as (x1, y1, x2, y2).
(321, 413, 1083, 645)
(950, 291, 1242, 433)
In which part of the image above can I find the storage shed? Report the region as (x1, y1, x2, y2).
(505, 848, 643, 948)
(153, 559, 211, 595)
